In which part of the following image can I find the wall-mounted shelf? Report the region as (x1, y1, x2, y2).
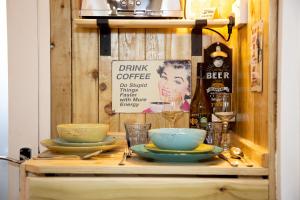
(74, 18, 231, 29)
(74, 18, 234, 56)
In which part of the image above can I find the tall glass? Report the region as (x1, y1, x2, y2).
(213, 93, 235, 151)
(161, 97, 184, 128)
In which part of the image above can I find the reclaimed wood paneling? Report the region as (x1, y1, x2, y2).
(118, 29, 146, 132)
(50, 1, 276, 164)
(236, 0, 270, 149)
(71, 0, 99, 123)
(99, 29, 120, 131)
(145, 29, 167, 129)
(50, 0, 72, 138)
(264, 0, 278, 199)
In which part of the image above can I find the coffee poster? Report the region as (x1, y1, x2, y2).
(112, 60, 191, 113)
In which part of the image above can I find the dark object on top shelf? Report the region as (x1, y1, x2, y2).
(191, 16, 234, 56)
(81, 0, 184, 18)
(204, 16, 235, 42)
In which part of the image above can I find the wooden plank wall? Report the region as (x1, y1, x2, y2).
(51, 1, 234, 135)
(236, 0, 276, 151)
(50, 0, 72, 138)
(235, 0, 277, 198)
(50, 0, 276, 162)
(51, 0, 234, 133)
(72, 0, 99, 124)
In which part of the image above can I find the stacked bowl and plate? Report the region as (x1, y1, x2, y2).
(131, 128, 223, 162)
(40, 124, 118, 154)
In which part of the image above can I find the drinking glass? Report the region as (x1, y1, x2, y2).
(161, 97, 184, 128)
(124, 123, 151, 147)
(213, 93, 235, 151)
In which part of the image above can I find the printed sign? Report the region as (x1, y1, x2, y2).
(112, 60, 192, 113)
(204, 42, 232, 108)
(250, 20, 263, 92)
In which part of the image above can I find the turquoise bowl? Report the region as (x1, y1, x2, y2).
(148, 128, 206, 150)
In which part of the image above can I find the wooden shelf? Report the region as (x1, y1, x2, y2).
(24, 157, 268, 176)
(74, 18, 231, 29)
(25, 148, 267, 176)
(26, 133, 268, 176)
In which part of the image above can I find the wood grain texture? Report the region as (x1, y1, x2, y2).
(99, 29, 120, 131)
(20, 164, 27, 200)
(26, 177, 268, 200)
(71, 0, 98, 123)
(266, 0, 278, 199)
(145, 29, 166, 128)
(24, 156, 268, 176)
(74, 19, 231, 29)
(236, 26, 255, 141)
(235, 0, 272, 150)
(231, 134, 268, 167)
(50, 0, 72, 138)
(118, 29, 146, 132)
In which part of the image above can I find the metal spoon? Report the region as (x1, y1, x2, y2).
(230, 147, 253, 167)
(80, 150, 103, 160)
(218, 153, 239, 167)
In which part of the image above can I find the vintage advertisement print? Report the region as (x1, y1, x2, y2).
(204, 42, 232, 108)
(250, 20, 263, 92)
(112, 60, 192, 113)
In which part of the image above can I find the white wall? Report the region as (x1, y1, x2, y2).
(0, 0, 8, 156)
(0, 1, 8, 200)
(7, 0, 39, 199)
(6, 0, 50, 199)
(278, 0, 300, 199)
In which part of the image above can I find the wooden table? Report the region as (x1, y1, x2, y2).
(20, 140, 269, 200)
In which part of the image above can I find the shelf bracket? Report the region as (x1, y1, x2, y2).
(97, 19, 111, 56)
(191, 19, 207, 56)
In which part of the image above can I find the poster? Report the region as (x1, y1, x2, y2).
(250, 20, 263, 92)
(112, 60, 192, 113)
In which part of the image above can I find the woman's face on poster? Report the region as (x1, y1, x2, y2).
(158, 64, 190, 102)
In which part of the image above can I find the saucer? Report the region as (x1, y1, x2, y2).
(145, 143, 214, 154)
(53, 136, 116, 147)
(132, 144, 223, 162)
(41, 139, 119, 153)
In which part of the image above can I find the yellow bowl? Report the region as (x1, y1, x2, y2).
(57, 124, 109, 143)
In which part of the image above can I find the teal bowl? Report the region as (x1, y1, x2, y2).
(148, 128, 207, 150)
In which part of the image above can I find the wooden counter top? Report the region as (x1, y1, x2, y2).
(24, 148, 268, 176)
(25, 133, 268, 176)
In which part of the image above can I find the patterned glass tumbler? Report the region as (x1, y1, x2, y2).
(124, 123, 151, 147)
